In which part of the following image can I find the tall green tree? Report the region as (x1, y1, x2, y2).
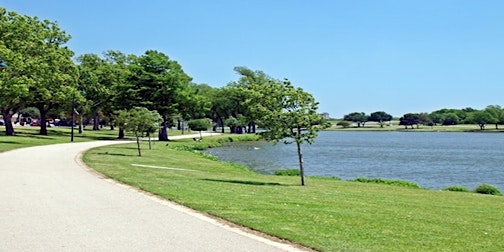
(125, 50, 192, 141)
(0, 8, 77, 135)
(244, 74, 328, 186)
(77, 52, 123, 131)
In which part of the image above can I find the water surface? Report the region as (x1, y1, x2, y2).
(204, 131, 504, 190)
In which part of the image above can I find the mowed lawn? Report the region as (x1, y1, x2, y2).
(82, 136, 504, 252)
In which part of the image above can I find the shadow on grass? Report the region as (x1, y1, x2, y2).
(0, 141, 22, 145)
(95, 152, 134, 157)
(202, 178, 288, 186)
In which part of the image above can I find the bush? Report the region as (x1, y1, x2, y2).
(336, 120, 351, 128)
(443, 186, 470, 192)
(274, 169, 300, 176)
(474, 184, 502, 196)
(351, 178, 420, 188)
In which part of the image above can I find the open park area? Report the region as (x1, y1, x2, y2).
(1, 127, 503, 251)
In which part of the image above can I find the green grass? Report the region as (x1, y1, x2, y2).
(0, 126, 182, 153)
(3, 127, 504, 251)
(82, 136, 504, 252)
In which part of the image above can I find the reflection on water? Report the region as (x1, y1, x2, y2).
(204, 131, 504, 190)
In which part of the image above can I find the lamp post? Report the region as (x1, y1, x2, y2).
(71, 93, 75, 142)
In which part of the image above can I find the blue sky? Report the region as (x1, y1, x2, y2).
(2, 1, 504, 118)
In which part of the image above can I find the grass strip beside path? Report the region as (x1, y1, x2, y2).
(83, 135, 504, 251)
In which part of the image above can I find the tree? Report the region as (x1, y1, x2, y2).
(116, 107, 161, 156)
(428, 112, 444, 126)
(343, 112, 368, 127)
(187, 118, 212, 140)
(368, 111, 392, 127)
(244, 75, 329, 186)
(125, 50, 192, 141)
(0, 8, 77, 135)
(484, 105, 504, 129)
(399, 113, 420, 129)
(442, 113, 460, 126)
(469, 111, 493, 130)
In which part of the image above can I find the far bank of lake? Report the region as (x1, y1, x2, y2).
(204, 131, 504, 190)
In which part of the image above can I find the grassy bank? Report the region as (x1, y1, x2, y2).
(83, 135, 504, 251)
(328, 121, 504, 132)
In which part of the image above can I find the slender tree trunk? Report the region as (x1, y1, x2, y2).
(199, 130, 203, 140)
(296, 132, 305, 186)
(2, 111, 15, 136)
(136, 136, 141, 156)
(78, 113, 83, 134)
(148, 134, 152, 150)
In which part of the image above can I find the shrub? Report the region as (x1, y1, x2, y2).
(474, 184, 502, 196)
(274, 169, 300, 176)
(443, 186, 470, 192)
(336, 120, 351, 128)
(351, 178, 420, 188)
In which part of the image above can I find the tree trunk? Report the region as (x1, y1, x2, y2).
(136, 136, 142, 156)
(496, 124, 498, 130)
(296, 129, 305, 186)
(39, 107, 48, 135)
(93, 110, 100, 130)
(220, 118, 225, 133)
(2, 111, 15, 136)
(148, 133, 152, 150)
(158, 115, 169, 141)
(118, 128, 125, 139)
(78, 113, 83, 134)
(199, 130, 203, 140)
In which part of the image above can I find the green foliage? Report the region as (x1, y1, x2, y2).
(0, 8, 78, 136)
(274, 169, 300, 176)
(236, 68, 328, 185)
(343, 112, 368, 127)
(351, 178, 421, 188)
(474, 184, 502, 196)
(336, 120, 351, 128)
(187, 118, 211, 132)
(443, 186, 470, 192)
(115, 107, 162, 156)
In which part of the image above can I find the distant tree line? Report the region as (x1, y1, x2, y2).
(340, 105, 504, 130)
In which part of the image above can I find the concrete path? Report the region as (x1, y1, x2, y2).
(0, 134, 308, 251)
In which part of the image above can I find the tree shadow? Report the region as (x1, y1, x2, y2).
(0, 141, 22, 145)
(95, 152, 134, 157)
(202, 178, 289, 186)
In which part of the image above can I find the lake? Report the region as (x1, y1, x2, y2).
(204, 131, 504, 190)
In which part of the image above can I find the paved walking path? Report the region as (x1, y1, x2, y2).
(0, 133, 308, 251)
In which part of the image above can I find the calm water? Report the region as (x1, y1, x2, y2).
(204, 131, 504, 190)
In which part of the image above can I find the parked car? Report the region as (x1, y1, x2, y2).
(30, 120, 41, 126)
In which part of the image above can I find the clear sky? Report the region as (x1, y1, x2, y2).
(2, 0, 504, 118)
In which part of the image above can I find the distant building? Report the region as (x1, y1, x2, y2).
(321, 112, 330, 120)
